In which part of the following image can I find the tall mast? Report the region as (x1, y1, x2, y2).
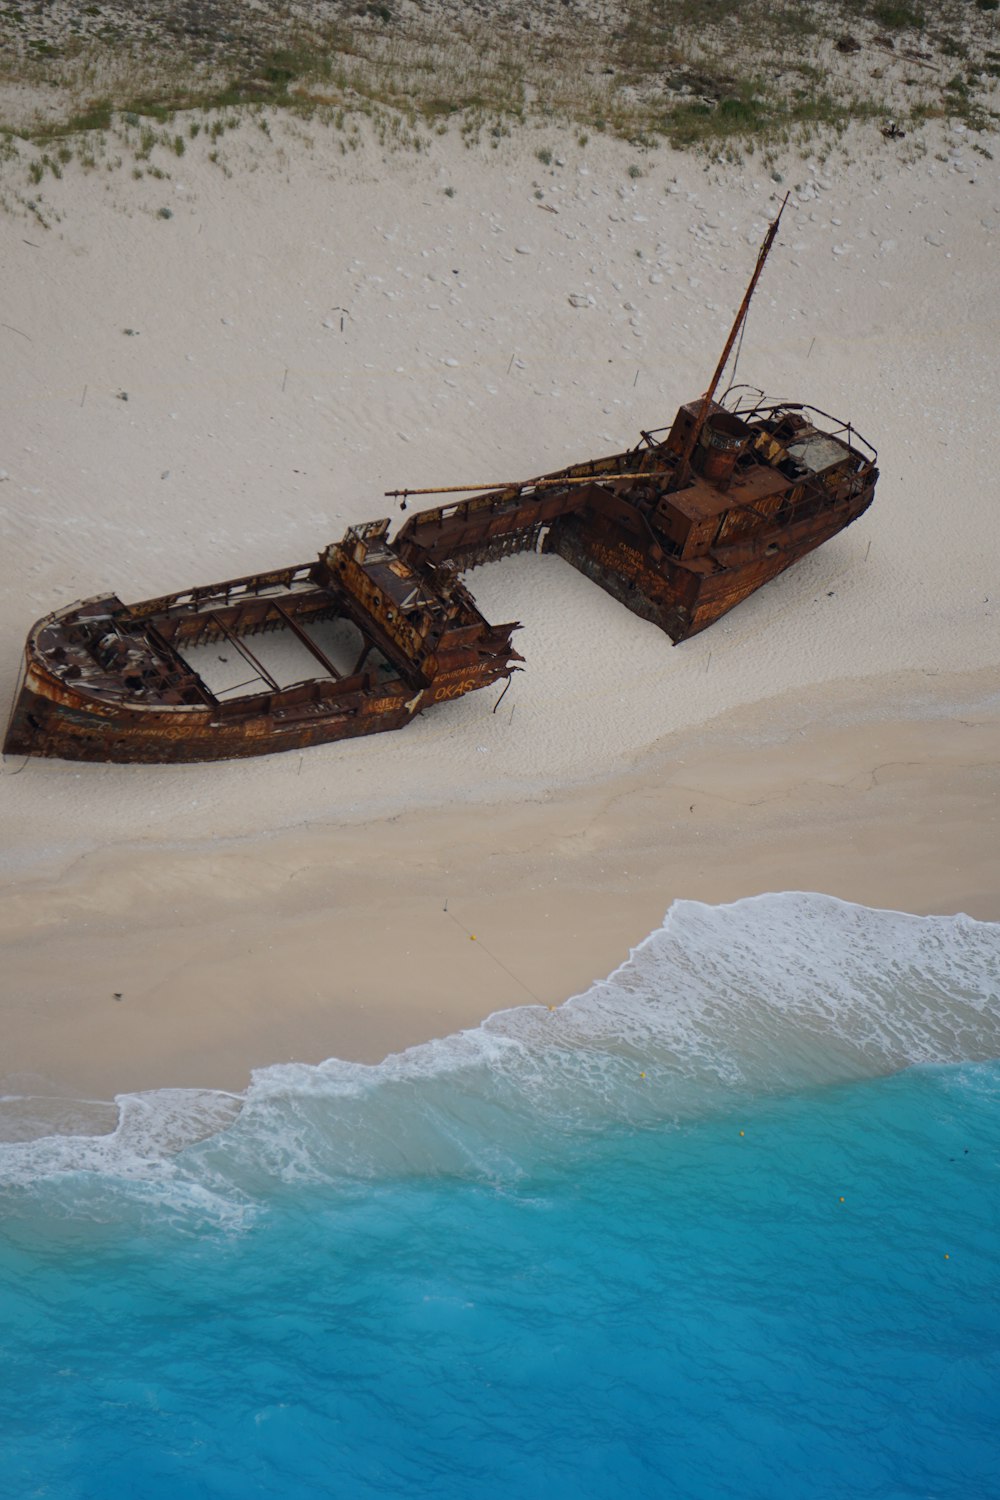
(672, 192, 789, 490)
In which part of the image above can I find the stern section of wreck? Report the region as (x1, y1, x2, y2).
(395, 397, 877, 645)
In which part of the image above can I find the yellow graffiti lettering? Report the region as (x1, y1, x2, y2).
(433, 678, 479, 702)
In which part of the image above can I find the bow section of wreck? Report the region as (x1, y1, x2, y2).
(2, 521, 521, 763)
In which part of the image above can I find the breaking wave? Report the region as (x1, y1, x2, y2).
(1, 893, 998, 1226)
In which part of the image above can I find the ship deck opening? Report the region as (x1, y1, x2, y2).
(176, 614, 400, 699)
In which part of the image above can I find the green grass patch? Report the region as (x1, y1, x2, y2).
(870, 2, 925, 29)
(61, 100, 114, 134)
(1, 0, 998, 164)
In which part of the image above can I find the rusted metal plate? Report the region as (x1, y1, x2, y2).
(396, 399, 876, 647)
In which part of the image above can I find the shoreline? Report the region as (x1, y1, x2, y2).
(1, 118, 999, 1133)
(3, 671, 998, 1114)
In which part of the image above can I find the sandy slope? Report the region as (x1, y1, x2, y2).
(1, 116, 999, 1108)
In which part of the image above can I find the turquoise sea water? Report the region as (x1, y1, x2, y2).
(2, 894, 999, 1499)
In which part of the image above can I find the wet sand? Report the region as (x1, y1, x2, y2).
(4, 671, 997, 1102)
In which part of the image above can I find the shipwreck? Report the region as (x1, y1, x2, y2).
(3, 197, 878, 764)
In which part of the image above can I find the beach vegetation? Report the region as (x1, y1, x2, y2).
(866, 2, 926, 30)
(0, 0, 996, 188)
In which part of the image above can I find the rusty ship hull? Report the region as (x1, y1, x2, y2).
(2, 522, 522, 764)
(394, 395, 876, 647)
(4, 395, 876, 766)
(3, 198, 878, 766)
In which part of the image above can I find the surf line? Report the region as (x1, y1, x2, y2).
(443, 899, 550, 1008)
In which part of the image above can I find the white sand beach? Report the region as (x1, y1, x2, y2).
(2, 111, 999, 1106)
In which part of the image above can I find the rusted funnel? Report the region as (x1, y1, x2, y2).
(696, 411, 750, 487)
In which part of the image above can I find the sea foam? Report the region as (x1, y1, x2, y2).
(1, 893, 998, 1222)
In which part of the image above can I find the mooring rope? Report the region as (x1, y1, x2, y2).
(443, 902, 546, 1007)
